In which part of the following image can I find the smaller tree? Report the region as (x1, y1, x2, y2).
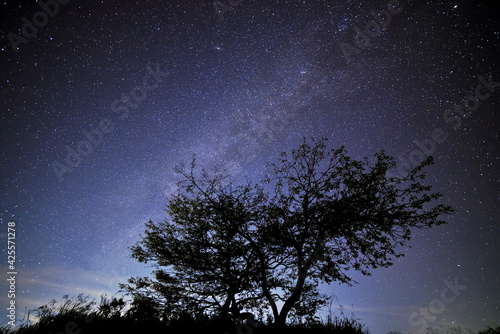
(121, 161, 267, 320)
(125, 294, 163, 322)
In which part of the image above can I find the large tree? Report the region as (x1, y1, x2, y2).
(258, 138, 454, 326)
(123, 138, 454, 327)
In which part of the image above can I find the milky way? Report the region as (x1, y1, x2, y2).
(0, 1, 499, 333)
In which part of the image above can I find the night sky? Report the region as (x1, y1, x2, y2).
(0, 0, 499, 333)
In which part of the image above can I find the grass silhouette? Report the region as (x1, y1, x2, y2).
(1, 294, 498, 334)
(1, 294, 370, 334)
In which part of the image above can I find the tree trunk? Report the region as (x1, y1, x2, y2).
(274, 272, 306, 328)
(274, 313, 288, 328)
(274, 247, 320, 328)
(221, 287, 237, 319)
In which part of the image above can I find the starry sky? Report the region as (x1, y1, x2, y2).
(0, 0, 499, 333)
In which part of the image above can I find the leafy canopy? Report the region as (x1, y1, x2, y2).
(123, 137, 454, 327)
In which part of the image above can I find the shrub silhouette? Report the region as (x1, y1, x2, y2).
(0, 294, 371, 334)
(478, 327, 500, 334)
(1, 294, 498, 334)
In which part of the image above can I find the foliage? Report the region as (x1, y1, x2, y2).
(261, 138, 454, 325)
(478, 327, 500, 334)
(97, 295, 127, 319)
(0, 294, 96, 334)
(426, 327, 474, 334)
(33, 293, 95, 323)
(425, 326, 500, 334)
(0, 294, 370, 334)
(0, 295, 498, 334)
(123, 137, 454, 327)
(121, 164, 267, 320)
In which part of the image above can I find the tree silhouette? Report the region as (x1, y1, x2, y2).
(122, 161, 268, 321)
(260, 138, 453, 326)
(123, 137, 454, 328)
